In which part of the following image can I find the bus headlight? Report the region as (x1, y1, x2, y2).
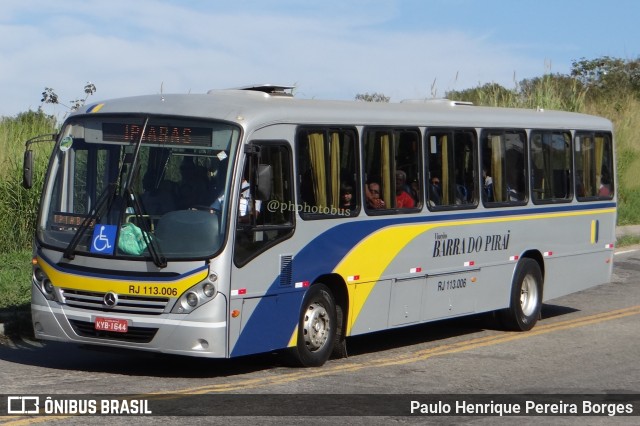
(171, 272, 219, 314)
(186, 292, 199, 307)
(43, 279, 54, 294)
(33, 267, 57, 301)
(203, 282, 216, 298)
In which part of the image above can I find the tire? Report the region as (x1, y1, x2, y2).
(499, 258, 543, 331)
(331, 303, 348, 359)
(291, 284, 337, 367)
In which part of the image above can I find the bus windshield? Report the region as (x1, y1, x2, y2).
(38, 115, 240, 263)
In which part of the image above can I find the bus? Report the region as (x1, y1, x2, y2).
(23, 85, 616, 367)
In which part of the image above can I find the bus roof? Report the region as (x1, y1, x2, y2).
(74, 88, 613, 132)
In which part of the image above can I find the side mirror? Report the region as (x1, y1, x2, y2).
(22, 133, 58, 190)
(23, 150, 33, 189)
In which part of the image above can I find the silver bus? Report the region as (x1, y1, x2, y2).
(24, 85, 616, 366)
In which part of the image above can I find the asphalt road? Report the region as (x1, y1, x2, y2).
(0, 246, 639, 425)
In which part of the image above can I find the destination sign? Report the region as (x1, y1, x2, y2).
(102, 123, 212, 146)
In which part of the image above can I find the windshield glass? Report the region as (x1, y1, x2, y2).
(38, 115, 240, 261)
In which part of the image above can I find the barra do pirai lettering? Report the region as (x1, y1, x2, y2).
(432, 231, 510, 258)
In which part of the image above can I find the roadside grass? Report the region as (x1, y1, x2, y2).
(0, 250, 31, 310)
(616, 234, 640, 248)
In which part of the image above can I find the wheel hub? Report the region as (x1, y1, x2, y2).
(302, 302, 330, 351)
(520, 274, 539, 316)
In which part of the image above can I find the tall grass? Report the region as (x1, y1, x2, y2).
(0, 250, 32, 309)
(448, 75, 587, 112)
(587, 95, 640, 224)
(448, 75, 640, 224)
(0, 111, 56, 254)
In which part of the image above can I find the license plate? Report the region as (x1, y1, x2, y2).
(95, 317, 128, 333)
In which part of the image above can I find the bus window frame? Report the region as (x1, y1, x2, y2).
(480, 128, 529, 209)
(362, 126, 423, 216)
(295, 126, 362, 220)
(574, 131, 615, 202)
(425, 127, 479, 212)
(233, 139, 296, 268)
(529, 129, 574, 205)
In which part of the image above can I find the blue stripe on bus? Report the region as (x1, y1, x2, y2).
(229, 202, 616, 356)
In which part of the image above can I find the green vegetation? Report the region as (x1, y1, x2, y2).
(616, 234, 640, 248)
(0, 110, 57, 255)
(0, 57, 639, 311)
(0, 250, 32, 309)
(446, 56, 640, 224)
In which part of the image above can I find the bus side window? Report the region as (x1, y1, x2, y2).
(575, 132, 614, 200)
(363, 128, 421, 212)
(234, 143, 294, 266)
(427, 129, 477, 209)
(481, 130, 527, 206)
(530, 131, 572, 204)
(296, 128, 359, 218)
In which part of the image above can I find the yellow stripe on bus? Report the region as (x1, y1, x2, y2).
(333, 223, 436, 335)
(334, 208, 615, 336)
(36, 256, 208, 296)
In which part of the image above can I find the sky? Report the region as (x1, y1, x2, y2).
(1, 0, 639, 118)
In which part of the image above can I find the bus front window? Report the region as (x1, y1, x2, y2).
(38, 116, 240, 262)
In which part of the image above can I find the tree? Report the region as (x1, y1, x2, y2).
(40, 82, 97, 115)
(355, 92, 390, 103)
(571, 56, 640, 101)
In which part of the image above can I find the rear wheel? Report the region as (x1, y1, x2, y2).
(499, 258, 543, 331)
(291, 284, 337, 367)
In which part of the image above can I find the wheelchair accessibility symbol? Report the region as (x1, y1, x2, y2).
(90, 224, 117, 255)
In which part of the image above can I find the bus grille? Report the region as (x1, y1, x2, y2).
(61, 289, 170, 315)
(69, 319, 158, 343)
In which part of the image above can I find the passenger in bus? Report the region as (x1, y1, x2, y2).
(410, 178, 420, 202)
(238, 180, 262, 222)
(599, 170, 612, 197)
(141, 181, 176, 215)
(507, 184, 521, 202)
(483, 168, 494, 202)
(395, 170, 415, 208)
(340, 182, 355, 212)
(429, 176, 442, 205)
(178, 158, 209, 209)
(455, 184, 468, 204)
(211, 179, 261, 222)
(366, 182, 385, 209)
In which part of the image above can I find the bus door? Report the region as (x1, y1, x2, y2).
(228, 141, 296, 357)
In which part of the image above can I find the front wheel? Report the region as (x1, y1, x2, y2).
(290, 284, 337, 367)
(499, 258, 543, 331)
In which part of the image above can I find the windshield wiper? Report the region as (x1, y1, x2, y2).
(64, 116, 169, 267)
(120, 117, 167, 268)
(125, 187, 167, 268)
(63, 183, 116, 260)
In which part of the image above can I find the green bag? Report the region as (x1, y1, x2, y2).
(118, 223, 151, 255)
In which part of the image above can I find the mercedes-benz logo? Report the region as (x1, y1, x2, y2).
(103, 292, 118, 307)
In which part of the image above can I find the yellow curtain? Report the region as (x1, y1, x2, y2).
(330, 132, 340, 208)
(581, 136, 593, 196)
(441, 135, 450, 205)
(595, 135, 604, 195)
(491, 135, 503, 202)
(308, 132, 327, 208)
(381, 133, 392, 207)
